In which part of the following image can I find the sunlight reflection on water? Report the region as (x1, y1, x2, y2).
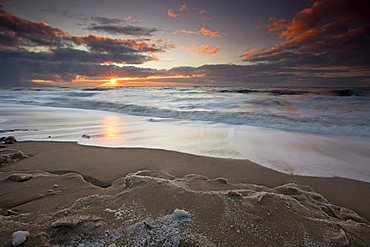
(102, 115, 120, 137)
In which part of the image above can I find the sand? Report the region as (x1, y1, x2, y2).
(0, 141, 369, 246)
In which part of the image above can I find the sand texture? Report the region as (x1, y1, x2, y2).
(0, 141, 369, 246)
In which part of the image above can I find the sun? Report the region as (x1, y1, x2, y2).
(102, 77, 120, 86)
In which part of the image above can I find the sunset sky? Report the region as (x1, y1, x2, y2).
(0, 0, 369, 87)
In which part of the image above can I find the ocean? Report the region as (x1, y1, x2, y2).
(1, 86, 370, 182)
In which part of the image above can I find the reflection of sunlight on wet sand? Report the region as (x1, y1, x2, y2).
(102, 115, 120, 137)
(96, 115, 128, 146)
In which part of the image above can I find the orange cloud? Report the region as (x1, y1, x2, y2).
(173, 26, 220, 37)
(167, 3, 188, 18)
(189, 44, 220, 55)
(240, 48, 268, 60)
(199, 27, 220, 37)
(266, 18, 288, 32)
(240, 0, 370, 76)
(173, 29, 198, 35)
(167, 9, 178, 18)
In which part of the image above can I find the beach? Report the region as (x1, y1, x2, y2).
(1, 141, 369, 246)
(1, 0, 370, 245)
(1, 87, 370, 246)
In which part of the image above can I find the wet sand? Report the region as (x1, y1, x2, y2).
(1, 141, 369, 246)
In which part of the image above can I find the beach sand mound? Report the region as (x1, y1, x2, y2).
(0, 170, 369, 246)
(0, 149, 28, 166)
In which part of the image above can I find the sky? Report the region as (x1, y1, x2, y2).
(0, 0, 369, 87)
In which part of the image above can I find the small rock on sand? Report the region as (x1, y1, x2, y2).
(172, 209, 191, 219)
(7, 173, 32, 182)
(11, 230, 29, 246)
(4, 136, 17, 144)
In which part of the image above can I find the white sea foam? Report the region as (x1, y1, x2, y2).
(1, 103, 370, 182)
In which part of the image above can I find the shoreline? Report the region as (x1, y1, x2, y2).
(1, 141, 370, 221)
(2, 102, 370, 183)
(1, 140, 370, 245)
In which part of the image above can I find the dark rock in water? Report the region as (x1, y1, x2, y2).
(81, 134, 91, 139)
(4, 136, 17, 144)
(330, 89, 358, 97)
(7, 173, 33, 182)
(0, 137, 5, 142)
(0, 149, 28, 165)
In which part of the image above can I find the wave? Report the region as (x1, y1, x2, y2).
(81, 87, 116, 91)
(1, 86, 370, 137)
(65, 92, 97, 97)
(35, 97, 370, 136)
(215, 88, 370, 96)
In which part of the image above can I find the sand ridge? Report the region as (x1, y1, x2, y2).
(1, 169, 369, 246)
(0, 141, 370, 246)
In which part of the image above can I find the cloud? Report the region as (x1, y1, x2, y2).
(266, 18, 288, 32)
(0, 7, 174, 86)
(167, 9, 178, 18)
(242, 0, 370, 69)
(167, 3, 188, 18)
(193, 7, 206, 15)
(90, 16, 125, 25)
(87, 25, 157, 36)
(86, 14, 155, 36)
(179, 3, 188, 12)
(174, 26, 220, 37)
(199, 27, 220, 37)
(189, 44, 220, 55)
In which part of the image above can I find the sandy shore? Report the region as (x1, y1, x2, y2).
(1, 141, 370, 246)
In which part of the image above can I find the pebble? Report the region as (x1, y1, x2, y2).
(11, 231, 29, 246)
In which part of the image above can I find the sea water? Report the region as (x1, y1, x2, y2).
(1, 87, 369, 182)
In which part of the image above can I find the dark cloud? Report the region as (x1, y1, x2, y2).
(90, 16, 125, 25)
(0, 8, 67, 47)
(242, 0, 370, 70)
(0, 8, 173, 85)
(87, 15, 156, 36)
(87, 25, 157, 36)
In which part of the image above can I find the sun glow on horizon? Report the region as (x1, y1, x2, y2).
(102, 77, 120, 87)
(32, 73, 206, 87)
